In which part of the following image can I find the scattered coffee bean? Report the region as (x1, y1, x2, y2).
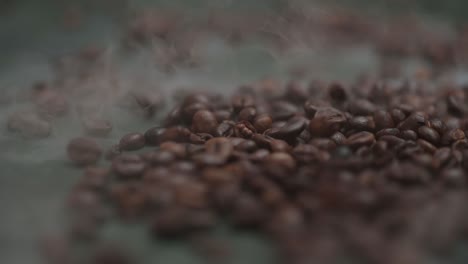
(67, 137, 102, 166)
(119, 132, 146, 151)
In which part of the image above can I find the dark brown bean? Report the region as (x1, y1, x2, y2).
(160, 141, 187, 159)
(309, 107, 347, 137)
(349, 116, 375, 131)
(119, 133, 146, 151)
(238, 107, 257, 122)
(192, 110, 218, 134)
(142, 150, 176, 165)
(376, 128, 400, 138)
(432, 147, 452, 169)
(347, 99, 376, 115)
(268, 116, 307, 141)
(328, 82, 347, 101)
(429, 118, 446, 135)
(253, 114, 273, 133)
(397, 113, 427, 131)
(160, 126, 191, 143)
(144, 127, 165, 146)
(205, 137, 234, 160)
(447, 94, 466, 117)
(417, 139, 437, 154)
(418, 126, 440, 145)
(390, 108, 406, 124)
(234, 121, 256, 138)
(346, 131, 375, 149)
(271, 101, 299, 121)
(442, 129, 465, 145)
(215, 121, 235, 137)
(112, 153, 146, 178)
(67, 137, 102, 166)
(373, 110, 395, 130)
(401, 130, 418, 141)
(330, 132, 346, 145)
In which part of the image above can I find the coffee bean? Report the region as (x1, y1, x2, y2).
(373, 110, 395, 130)
(205, 137, 233, 160)
(160, 126, 191, 143)
(330, 132, 346, 145)
(401, 130, 418, 141)
(7, 110, 51, 139)
(215, 121, 235, 137)
(398, 113, 427, 131)
(346, 131, 376, 149)
(144, 127, 165, 146)
(253, 114, 272, 133)
(112, 153, 146, 178)
(447, 94, 466, 117)
(160, 142, 187, 158)
(433, 147, 452, 169)
(328, 82, 347, 101)
(271, 101, 299, 121)
(442, 129, 465, 145)
(349, 116, 376, 131)
(184, 102, 209, 120)
(418, 126, 440, 145)
(376, 128, 400, 138)
(391, 108, 406, 124)
(309, 107, 347, 137)
(231, 94, 255, 112)
(142, 150, 176, 165)
(82, 116, 112, 137)
(119, 133, 146, 151)
(234, 121, 256, 138)
(67, 137, 102, 166)
(429, 118, 447, 134)
(417, 139, 437, 154)
(309, 138, 337, 151)
(347, 99, 376, 115)
(231, 193, 268, 227)
(268, 116, 307, 141)
(192, 110, 218, 134)
(238, 107, 257, 122)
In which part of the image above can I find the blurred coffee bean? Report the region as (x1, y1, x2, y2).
(82, 116, 112, 137)
(119, 133, 146, 151)
(67, 137, 102, 166)
(418, 126, 440, 145)
(328, 82, 347, 102)
(346, 132, 375, 149)
(349, 116, 375, 131)
(253, 114, 273, 133)
(192, 110, 218, 134)
(309, 107, 347, 137)
(7, 110, 51, 139)
(112, 154, 146, 178)
(238, 107, 257, 122)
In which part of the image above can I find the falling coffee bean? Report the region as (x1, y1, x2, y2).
(119, 133, 146, 151)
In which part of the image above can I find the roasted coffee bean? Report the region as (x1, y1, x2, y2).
(231, 94, 255, 112)
(398, 113, 427, 131)
(112, 154, 146, 178)
(418, 126, 440, 145)
(231, 193, 268, 227)
(82, 116, 112, 137)
(349, 116, 375, 131)
(164, 106, 183, 126)
(144, 127, 165, 146)
(271, 101, 299, 121)
(373, 110, 395, 130)
(7, 111, 51, 139)
(310, 138, 337, 151)
(379, 135, 405, 147)
(119, 133, 145, 151)
(442, 129, 465, 145)
(418, 139, 437, 154)
(390, 108, 406, 124)
(347, 99, 376, 115)
(160, 142, 187, 158)
(132, 91, 164, 118)
(268, 116, 307, 141)
(376, 128, 400, 138)
(253, 114, 273, 133)
(214, 109, 232, 122)
(189, 133, 213, 144)
(309, 107, 347, 137)
(264, 152, 296, 172)
(328, 82, 347, 101)
(346, 131, 375, 149)
(160, 126, 191, 143)
(235, 121, 256, 138)
(429, 118, 446, 134)
(433, 147, 452, 169)
(401, 130, 418, 141)
(238, 107, 257, 122)
(205, 137, 233, 160)
(183, 102, 209, 120)
(447, 94, 466, 117)
(192, 110, 218, 134)
(330, 132, 346, 145)
(142, 150, 176, 165)
(67, 137, 102, 166)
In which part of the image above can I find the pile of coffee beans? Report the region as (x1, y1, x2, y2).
(65, 79, 468, 264)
